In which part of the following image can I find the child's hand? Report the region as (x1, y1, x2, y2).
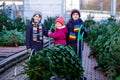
(48, 30, 51, 35)
(28, 48, 32, 53)
(53, 26, 56, 31)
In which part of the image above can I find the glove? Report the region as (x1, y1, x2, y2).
(80, 28, 84, 34)
(28, 48, 32, 53)
(80, 28, 88, 38)
(53, 26, 56, 31)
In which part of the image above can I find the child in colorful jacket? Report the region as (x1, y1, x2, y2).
(66, 9, 87, 60)
(26, 12, 48, 53)
(48, 17, 68, 46)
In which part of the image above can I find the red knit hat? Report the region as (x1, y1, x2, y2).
(71, 9, 81, 18)
(55, 17, 65, 26)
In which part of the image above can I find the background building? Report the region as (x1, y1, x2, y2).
(0, 0, 120, 21)
(23, 0, 66, 20)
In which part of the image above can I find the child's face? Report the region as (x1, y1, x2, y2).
(33, 14, 41, 22)
(55, 22, 62, 27)
(72, 13, 79, 20)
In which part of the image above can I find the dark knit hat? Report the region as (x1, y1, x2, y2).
(71, 9, 81, 18)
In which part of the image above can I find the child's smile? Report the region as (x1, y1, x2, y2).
(72, 13, 79, 20)
(55, 22, 62, 28)
(33, 14, 41, 22)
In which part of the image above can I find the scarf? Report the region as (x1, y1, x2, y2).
(69, 19, 82, 41)
(32, 22, 43, 42)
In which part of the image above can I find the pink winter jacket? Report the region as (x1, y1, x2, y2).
(49, 26, 68, 46)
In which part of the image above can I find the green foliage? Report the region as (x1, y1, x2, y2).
(0, 29, 25, 46)
(86, 16, 120, 79)
(0, 12, 12, 31)
(85, 14, 96, 28)
(44, 16, 58, 30)
(25, 45, 83, 80)
(116, 76, 120, 80)
(108, 15, 116, 23)
(11, 18, 27, 32)
(0, 12, 28, 46)
(0, 12, 28, 31)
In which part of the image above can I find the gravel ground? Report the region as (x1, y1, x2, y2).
(0, 60, 28, 80)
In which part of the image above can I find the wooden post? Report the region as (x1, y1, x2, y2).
(99, 0, 103, 12)
(113, 0, 117, 17)
(111, 0, 117, 17)
(61, 0, 64, 16)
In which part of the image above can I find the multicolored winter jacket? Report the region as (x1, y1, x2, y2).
(49, 26, 68, 46)
(26, 18, 48, 51)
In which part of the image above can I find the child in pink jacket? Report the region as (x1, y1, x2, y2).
(48, 17, 68, 46)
